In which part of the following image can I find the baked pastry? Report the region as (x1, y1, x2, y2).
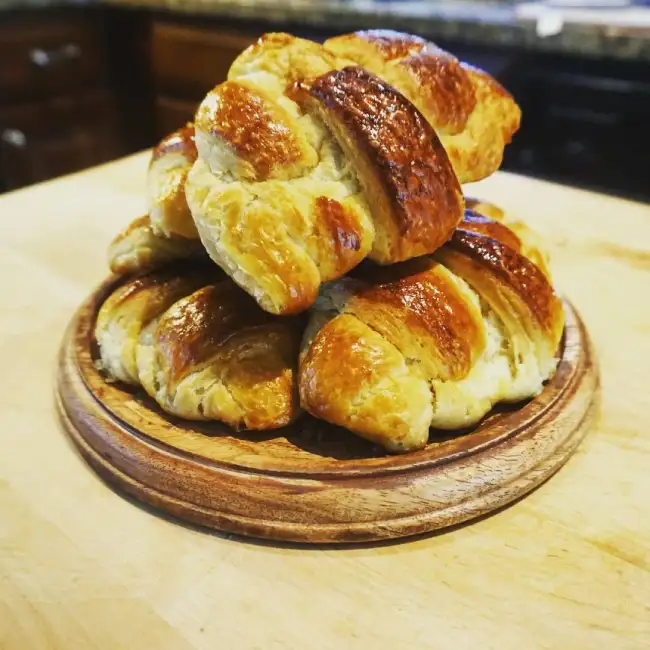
(299, 212, 564, 452)
(96, 267, 211, 384)
(108, 215, 205, 275)
(96, 31, 564, 453)
(464, 197, 551, 277)
(148, 125, 199, 239)
(324, 30, 521, 184)
(186, 55, 463, 314)
(96, 270, 304, 430)
(230, 31, 521, 184)
(137, 282, 303, 429)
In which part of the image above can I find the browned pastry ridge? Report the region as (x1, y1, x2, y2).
(299, 210, 564, 452)
(298, 66, 463, 263)
(148, 124, 199, 239)
(96, 270, 304, 430)
(95, 266, 212, 383)
(464, 196, 551, 277)
(324, 30, 521, 184)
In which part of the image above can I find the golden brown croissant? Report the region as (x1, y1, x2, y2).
(299, 211, 564, 452)
(107, 126, 203, 275)
(96, 271, 304, 430)
(107, 215, 206, 275)
(95, 267, 211, 383)
(324, 31, 521, 184)
(230, 31, 521, 184)
(464, 197, 551, 278)
(186, 33, 465, 315)
(148, 125, 199, 240)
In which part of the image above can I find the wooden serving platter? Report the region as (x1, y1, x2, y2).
(56, 277, 599, 544)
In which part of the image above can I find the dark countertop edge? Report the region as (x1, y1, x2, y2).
(0, 0, 92, 10)
(102, 0, 650, 62)
(2, 0, 649, 63)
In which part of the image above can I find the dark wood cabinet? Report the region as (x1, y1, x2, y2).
(0, 90, 118, 190)
(0, 16, 107, 104)
(2, 9, 647, 201)
(501, 58, 650, 200)
(155, 95, 199, 135)
(150, 21, 259, 137)
(0, 10, 121, 193)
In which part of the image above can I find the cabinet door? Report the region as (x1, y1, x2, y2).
(152, 21, 258, 99)
(0, 91, 119, 191)
(156, 95, 198, 138)
(0, 13, 106, 104)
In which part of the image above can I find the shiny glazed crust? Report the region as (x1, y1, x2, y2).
(299, 214, 564, 452)
(108, 215, 206, 275)
(96, 274, 304, 430)
(148, 125, 199, 239)
(324, 30, 521, 183)
(95, 268, 212, 384)
(143, 283, 303, 429)
(303, 67, 463, 263)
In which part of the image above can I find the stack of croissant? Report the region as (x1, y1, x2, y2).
(96, 30, 564, 453)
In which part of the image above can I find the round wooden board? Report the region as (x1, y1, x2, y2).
(55, 277, 599, 544)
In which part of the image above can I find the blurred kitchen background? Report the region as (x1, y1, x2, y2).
(1, 0, 649, 200)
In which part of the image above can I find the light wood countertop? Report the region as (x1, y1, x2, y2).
(2, 152, 649, 649)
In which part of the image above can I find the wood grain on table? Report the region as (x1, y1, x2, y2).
(1, 153, 649, 649)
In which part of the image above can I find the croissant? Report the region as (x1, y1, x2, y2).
(147, 125, 199, 239)
(230, 31, 521, 184)
(107, 215, 206, 275)
(96, 271, 303, 430)
(324, 31, 521, 184)
(186, 62, 463, 315)
(96, 266, 211, 383)
(465, 197, 551, 278)
(298, 210, 564, 452)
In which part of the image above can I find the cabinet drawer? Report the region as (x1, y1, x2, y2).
(156, 96, 198, 138)
(0, 90, 119, 190)
(0, 15, 107, 103)
(532, 70, 650, 141)
(152, 22, 258, 99)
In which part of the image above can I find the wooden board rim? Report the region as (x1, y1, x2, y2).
(55, 277, 600, 544)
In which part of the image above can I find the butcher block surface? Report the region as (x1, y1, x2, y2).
(1, 152, 649, 649)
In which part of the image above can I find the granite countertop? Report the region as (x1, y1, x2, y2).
(106, 0, 650, 61)
(2, 0, 650, 62)
(0, 0, 89, 10)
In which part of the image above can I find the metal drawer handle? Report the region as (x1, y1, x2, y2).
(29, 43, 82, 69)
(1, 129, 27, 148)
